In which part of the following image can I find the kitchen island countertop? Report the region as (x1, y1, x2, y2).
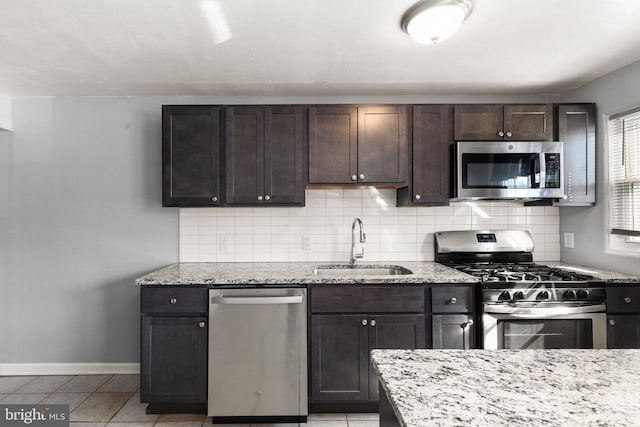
(371, 348, 640, 427)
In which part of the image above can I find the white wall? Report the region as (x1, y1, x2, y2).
(180, 190, 561, 263)
(0, 95, 11, 131)
(559, 60, 640, 275)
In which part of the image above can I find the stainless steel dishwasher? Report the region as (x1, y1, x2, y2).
(208, 287, 307, 423)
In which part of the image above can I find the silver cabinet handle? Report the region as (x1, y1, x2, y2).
(370, 319, 376, 327)
(506, 131, 512, 137)
(609, 319, 616, 326)
(461, 319, 474, 328)
(170, 298, 177, 304)
(414, 194, 421, 200)
(211, 295, 303, 305)
(359, 173, 365, 180)
(361, 319, 368, 326)
(450, 297, 457, 304)
(351, 174, 357, 181)
(211, 196, 218, 202)
(198, 321, 206, 328)
(498, 131, 505, 137)
(624, 297, 632, 303)
(264, 195, 271, 201)
(257, 195, 263, 201)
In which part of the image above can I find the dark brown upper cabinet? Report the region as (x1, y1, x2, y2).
(225, 105, 305, 206)
(308, 105, 408, 186)
(397, 105, 452, 206)
(162, 105, 222, 207)
(554, 103, 596, 206)
(454, 104, 553, 141)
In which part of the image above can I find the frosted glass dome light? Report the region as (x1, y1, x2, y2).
(402, 0, 473, 44)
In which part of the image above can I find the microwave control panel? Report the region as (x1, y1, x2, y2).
(544, 153, 561, 188)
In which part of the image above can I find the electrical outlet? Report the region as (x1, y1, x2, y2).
(219, 236, 232, 253)
(564, 232, 575, 249)
(302, 235, 313, 250)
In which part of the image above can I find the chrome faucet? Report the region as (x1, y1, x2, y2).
(350, 218, 366, 265)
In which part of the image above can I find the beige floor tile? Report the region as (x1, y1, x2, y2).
(59, 376, 113, 393)
(110, 393, 158, 423)
(346, 413, 379, 421)
(153, 422, 204, 427)
(71, 392, 132, 422)
(97, 375, 140, 393)
(105, 423, 155, 427)
(1, 393, 50, 404)
(345, 421, 378, 427)
(15, 376, 74, 393)
(40, 392, 92, 411)
(70, 423, 106, 427)
(304, 421, 349, 427)
(0, 376, 36, 393)
(251, 424, 302, 427)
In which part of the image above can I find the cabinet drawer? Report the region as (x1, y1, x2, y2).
(431, 287, 474, 313)
(141, 287, 208, 314)
(607, 287, 640, 313)
(310, 286, 425, 313)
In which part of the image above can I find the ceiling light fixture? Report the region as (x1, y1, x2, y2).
(401, 0, 473, 44)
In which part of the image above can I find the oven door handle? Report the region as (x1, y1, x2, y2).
(483, 303, 606, 316)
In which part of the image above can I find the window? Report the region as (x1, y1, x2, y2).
(608, 108, 640, 247)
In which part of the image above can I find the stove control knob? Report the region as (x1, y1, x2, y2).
(536, 290, 550, 300)
(498, 291, 511, 301)
(563, 290, 577, 300)
(513, 291, 525, 300)
(577, 290, 590, 300)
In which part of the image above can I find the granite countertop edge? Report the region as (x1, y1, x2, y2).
(135, 261, 640, 286)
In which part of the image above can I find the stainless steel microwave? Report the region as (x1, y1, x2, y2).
(453, 141, 564, 200)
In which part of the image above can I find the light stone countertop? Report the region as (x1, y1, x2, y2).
(547, 262, 640, 284)
(135, 262, 478, 286)
(371, 349, 640, 427)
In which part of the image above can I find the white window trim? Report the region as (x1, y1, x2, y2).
(605, 110, 640, 257)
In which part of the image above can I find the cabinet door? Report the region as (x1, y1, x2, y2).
(555, 104, 596, 206)
(504, 104, 553, 141)
(225, 106, 265, 204)
(140, 316, 208, 403)
(398, 105, 451, 206)
(432, 314, 475, 350)
(308, 106, 358, 184)
(357, 106, 408, 185)
(310, 314, 369, 401)
(453, 104, 503, 141)
(162, 106, 221, 206)
(265, 106, 305, 205)
(367, 314, 426, 400)
(607, 315, 640, 349)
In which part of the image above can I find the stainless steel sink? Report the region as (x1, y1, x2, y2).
(312, 265, 413, 276)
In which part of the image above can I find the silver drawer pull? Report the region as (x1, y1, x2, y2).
(198, 321, 206, 328)
(211, 295, 303, 305)
(170, 298, 177, 304)
(370, 319, 376, 327)
(624, 297, 632, 303)
(609, 319, 616, 326)
(361, 319, 368, 326)
(450, 297, 457, 304)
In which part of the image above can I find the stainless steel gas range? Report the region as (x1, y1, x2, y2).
(435, 230, 607, 349)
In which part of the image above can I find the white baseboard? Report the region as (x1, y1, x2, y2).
(0, 363, 140, 376)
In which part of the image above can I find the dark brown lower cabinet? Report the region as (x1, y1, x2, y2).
(607, 315, 640, 349)
(310, 314, 426, 403)
(140, 316, 208, 406)
(432, 314, 475, 350)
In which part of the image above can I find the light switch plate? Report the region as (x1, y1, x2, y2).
(219, 236, 232, 253)
(564, 232, 575, 249)
(302, 235, 313, 250)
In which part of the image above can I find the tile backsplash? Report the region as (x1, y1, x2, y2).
(179, 188, 560, 263)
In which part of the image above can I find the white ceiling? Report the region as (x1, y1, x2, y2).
(2, 0, 640, 97)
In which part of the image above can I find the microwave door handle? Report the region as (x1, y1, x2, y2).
(483, 303, 606, 316)
(539, 153, 546, 188)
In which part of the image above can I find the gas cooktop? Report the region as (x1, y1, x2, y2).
(446, 261, 597, 284)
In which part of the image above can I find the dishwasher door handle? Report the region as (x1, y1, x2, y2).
(210, 295, 304, 305)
